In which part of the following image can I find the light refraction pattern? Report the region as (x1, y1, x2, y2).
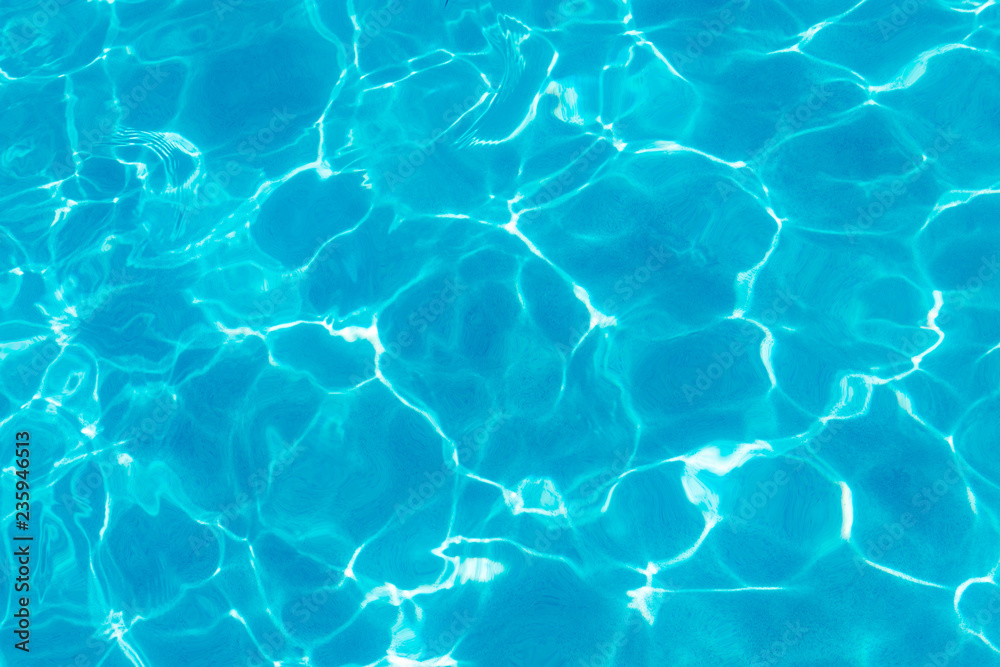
(2, 0, 1000, 665)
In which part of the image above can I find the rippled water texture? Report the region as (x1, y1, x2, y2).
(3, 0, 1000, 665)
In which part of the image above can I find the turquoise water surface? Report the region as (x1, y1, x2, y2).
(3, 0, 1000, 665)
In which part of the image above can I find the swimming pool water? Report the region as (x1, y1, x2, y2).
(3, 0, 1000, 665)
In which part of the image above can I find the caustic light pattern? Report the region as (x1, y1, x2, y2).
(2, 0, 1000, 666)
